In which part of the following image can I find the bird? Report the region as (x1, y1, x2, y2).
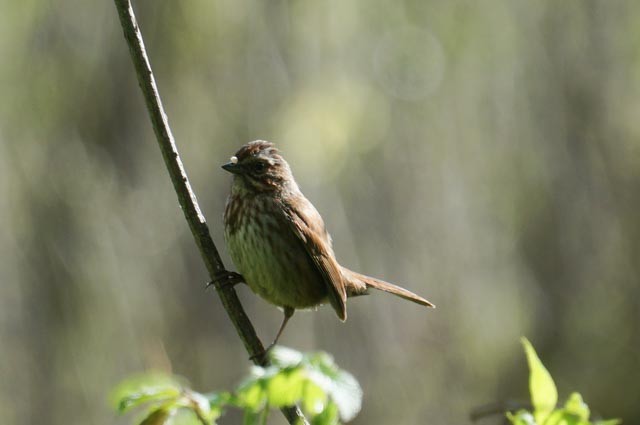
(218, 140, 434, 349)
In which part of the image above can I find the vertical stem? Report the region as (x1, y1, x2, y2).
(112, 1, 308, 423)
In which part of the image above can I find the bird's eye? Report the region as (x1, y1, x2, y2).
(252, 162, 267, 173)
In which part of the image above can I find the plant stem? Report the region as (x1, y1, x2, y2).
(112, 1, 308, 423)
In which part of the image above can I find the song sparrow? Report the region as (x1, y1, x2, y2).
(221, 140, 434, 347)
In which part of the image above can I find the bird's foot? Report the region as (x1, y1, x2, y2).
(206, 270, 244, 291)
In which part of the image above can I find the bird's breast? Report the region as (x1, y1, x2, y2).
(224, 194, 327, 309)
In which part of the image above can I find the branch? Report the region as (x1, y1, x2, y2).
(470, 400, 532, 422)
(112, 1, 308, 423)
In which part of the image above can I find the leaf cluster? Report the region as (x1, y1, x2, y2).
(507, 338, 620, 425)
(111, 347, 362, 425)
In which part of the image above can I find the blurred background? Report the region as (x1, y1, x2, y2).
(1, 0, 639, 424)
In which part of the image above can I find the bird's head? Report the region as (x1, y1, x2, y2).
(222, 140, 296, 194)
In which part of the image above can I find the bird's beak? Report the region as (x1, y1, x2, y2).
(222, 162, 243, 174)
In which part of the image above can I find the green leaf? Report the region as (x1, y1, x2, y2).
(302, 381, 328, 416)
(269, 346, 304, 368)
(311, 401, 339, 425)
(207, 391, 233, 409)
(112, 349, 363, 425)
(237, 381, 266, 411)
(308, 352, 339, 378)
(141, 408, 173, 425)
(236, 347, 362, 422)
(111, 373, 183, 413)
(521, 338, 558, 424)
(242, 408, 262, 425)
(183, 390, 217, 424)
(168, 408, 209, 425)
(266, 368, 306, 407)
(326, 369, 362, 422)
(506, 410, 536, 425)
(563, 393, 590, 421)
(303, 353, 361, 422)
(543, 409, 581, 425)
(543, 410, 565, 425)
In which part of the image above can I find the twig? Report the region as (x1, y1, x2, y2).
(112, 1, 308, 423)
(470, 400, 532, 422)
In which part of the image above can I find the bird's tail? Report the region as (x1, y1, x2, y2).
(341, 267, 435, 308)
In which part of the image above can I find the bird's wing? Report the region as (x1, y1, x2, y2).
(282, 197, 347, 321)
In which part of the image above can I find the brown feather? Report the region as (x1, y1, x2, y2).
(282, 197, 348, 321)
(341, 266, 435, 307)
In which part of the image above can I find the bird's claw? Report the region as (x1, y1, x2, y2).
(207, 270, 244, 291)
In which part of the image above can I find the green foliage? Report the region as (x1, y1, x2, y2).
(521, 337, 558, 424)
(507, 338, 620, 425)
(112, 347, 362, 425)
(111, 373, 220, 425)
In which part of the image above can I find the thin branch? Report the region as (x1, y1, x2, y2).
(112, 1, 308, 423)
(470, 400, 532, 422)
